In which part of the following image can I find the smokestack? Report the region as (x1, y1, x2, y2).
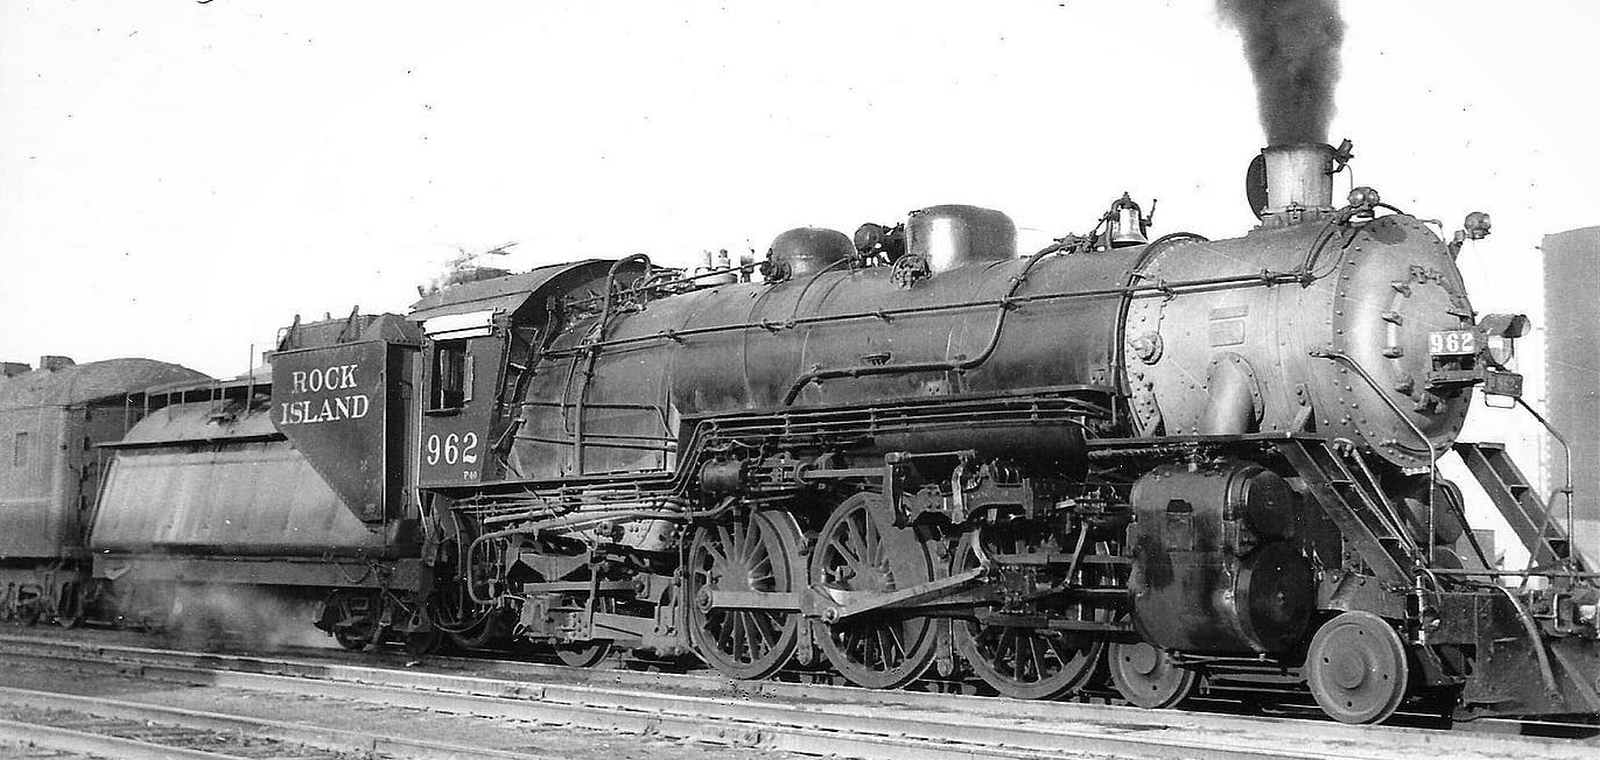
(1263, 143, 1335, 213)
(1247, 140, 1351, 225)
(1217, 0, 1345, 145)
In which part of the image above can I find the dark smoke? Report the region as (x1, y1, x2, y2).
(1217, 0, 1345, 144)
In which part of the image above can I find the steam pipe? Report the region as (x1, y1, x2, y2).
(1492, 583, 1562, 696)
(575, 254, 652, 474)
(544, 263, 1323, 360)
(561, 260, 761, 311)
(786, 254, 855, 325)
(775, 231, 1221, 407)
(1196, 356, 1258, 435)
(1117, 232, 1211, 410)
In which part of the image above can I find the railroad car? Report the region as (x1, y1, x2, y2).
(0, 356, 205, 624)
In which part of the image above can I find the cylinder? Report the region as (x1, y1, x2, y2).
(1127, 462, 1315, 653)
(1262, 143, 1336, 213)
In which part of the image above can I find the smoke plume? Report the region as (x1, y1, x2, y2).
(1216, 0, 1345, 144)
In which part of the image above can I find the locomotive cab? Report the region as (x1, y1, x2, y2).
(407, 260, 647, 488)
(416, 312, 499, 486)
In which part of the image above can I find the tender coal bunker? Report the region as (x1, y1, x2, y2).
(1217, 0, 1345, 144)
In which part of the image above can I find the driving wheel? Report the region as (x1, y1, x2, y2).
(686, 510, 804, 679)
(953, 531, 1104, 699)
(810, 493, 939, 689)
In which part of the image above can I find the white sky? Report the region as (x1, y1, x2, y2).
(3, 1, 1597, 559)
(4, 0, 1596, 377)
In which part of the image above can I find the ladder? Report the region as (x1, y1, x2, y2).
(1453, 442, 1572, 569)
(1275, 438, 1418, 586)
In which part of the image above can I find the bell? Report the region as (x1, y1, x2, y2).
(1111, 204, 1148, 247)
(1109, 193, 1149, 247)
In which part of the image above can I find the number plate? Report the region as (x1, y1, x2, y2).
(1428, 329, 1479, 356)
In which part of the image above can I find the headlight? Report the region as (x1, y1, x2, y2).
(1485, 334, 1516, 368)
(1478, 313, 1531, 370)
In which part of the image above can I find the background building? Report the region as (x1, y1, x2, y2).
(1541, 226, 1600, 566)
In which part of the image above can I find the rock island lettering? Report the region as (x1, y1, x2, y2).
(279, 363, 370, 425)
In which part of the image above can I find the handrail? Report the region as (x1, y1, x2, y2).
(1310, 349, 1446, 581)
(780, 246, 1057, 405)
(1515, 396, 1581, 572)
(541, 260, 1324, 361)
(1312, 350, 1573, 695)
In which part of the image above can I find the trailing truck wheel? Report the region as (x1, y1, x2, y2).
(810, 493, 939, 689)
(405, 629, 443, 658)
(1305, 611, 1410, 724)
(334, 629, 372, 651)
(445, 610, 509, 651)
(1108, 640, 1197, 709)
(686, 510, 804, 680)
(554, 639, 614, 668)
(551, 594, 617, 668)
(54, 582, 85, 629)
(429, 510, 507, 651)
(952, 532, 1104, 700)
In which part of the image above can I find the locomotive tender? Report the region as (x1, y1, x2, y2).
(88, 314, 430, 645)
(7, 140, 1596, 724)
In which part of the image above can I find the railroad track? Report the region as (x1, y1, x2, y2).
(0, 683, 555, 760)
(0, 630, 1454, 730)
(2, 632, 1594, 760)
(410, 639, 1600, 737)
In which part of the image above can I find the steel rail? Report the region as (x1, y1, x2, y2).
(0, 654, 1087, 760)
(4, 650, 1331, 760)
(0, 717, 251, 760)
(4, 634, 1595, 760)
(0, 685, 555, 760)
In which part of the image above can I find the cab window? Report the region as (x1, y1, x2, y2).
(430, 340, 473, 411)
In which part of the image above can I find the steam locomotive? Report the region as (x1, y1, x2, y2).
(3, 141, 1595, 725)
